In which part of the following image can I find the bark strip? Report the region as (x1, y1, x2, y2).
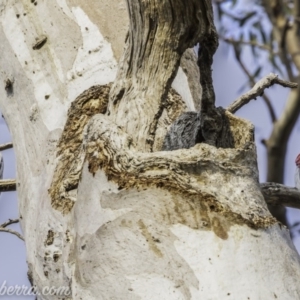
(108, 0, 217, 151)
(48, 85, 110, 214)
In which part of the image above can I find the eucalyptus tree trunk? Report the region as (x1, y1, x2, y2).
(1, 0, 300, 299)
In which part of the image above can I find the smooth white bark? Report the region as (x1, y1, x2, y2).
(0, 1, 300, 300)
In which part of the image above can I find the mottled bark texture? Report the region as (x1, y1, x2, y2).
(108, 0, 217, 151)
(85, 113, 274, 228)
(49, 85, 185, 214)
(162, 108, 234, 151)
(2, 0, 300, 298)
(161, 0, 233, 151)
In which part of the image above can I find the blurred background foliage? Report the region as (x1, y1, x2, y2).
(214, 0, 300, 232)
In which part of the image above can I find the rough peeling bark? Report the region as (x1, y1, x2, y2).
(108, 0, 215, 151)
(1, 0, 300, 300)
(84, 113, 275, 228)
(49, 84, 186, 214)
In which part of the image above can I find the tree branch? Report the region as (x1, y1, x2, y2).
(0, 228, 24, 241)
(0, 142, 13, 151)
(227, 73, 298, 114)
(0, 218, 23, 241)
(295, 0, 300, 37)
(230, 45, 278, 122)
(260, 182, 300, 209)
(108, 0, 214, 151)
(279, 19, 295, 81)
(0, 179, 16, 192)
(220, 36, 276, 54)
(261, 0, 300, 225)
(0, 218, 19, 228)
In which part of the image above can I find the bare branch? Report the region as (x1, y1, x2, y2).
(279, 20, 295, 81)
(261, 1, 300, 225)
(0, 142, 13, 151)
(220, 36, 276, 54)
(230, 46, 277, 122)
(260, 182, 300, 209)
(296, 0, 300, 37)
(227, 73, 298, 114)
(0, 218, 23, 241)
(0, 228, 24, 241)
(0, 218, 19, 228)
(0, 179, 16, 192)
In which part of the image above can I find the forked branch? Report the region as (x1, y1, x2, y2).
(0, 218, 24, 241)
(227, 73, 298, 114)
(231, 45, 277, 122)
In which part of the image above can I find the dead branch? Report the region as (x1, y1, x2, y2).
(0, 218, 23, 240)
(220, 36, 276, 54)
(261, 1, 300, 225)
(227, 73, 298, 114)
(0, 179, 16, 192)
(0, 228, 24, 241)
(296, 0, 300, 37)
(0, 218, 19, 228)
(229, 46, 277, 122)
(279, 19, 295, 81)
(0, 142, 13, 151)
(260, 182, 300, 209)
(108, 0, 215, 151)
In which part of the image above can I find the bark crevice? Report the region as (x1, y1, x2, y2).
(48, 85, 111, 214)
(49, 85, 187, 214)
(108, 0, 216, 151)
(84, 113, 275, 228)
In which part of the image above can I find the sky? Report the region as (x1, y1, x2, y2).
(0, 121, 31, 299)
(0, 41, 300, 299)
